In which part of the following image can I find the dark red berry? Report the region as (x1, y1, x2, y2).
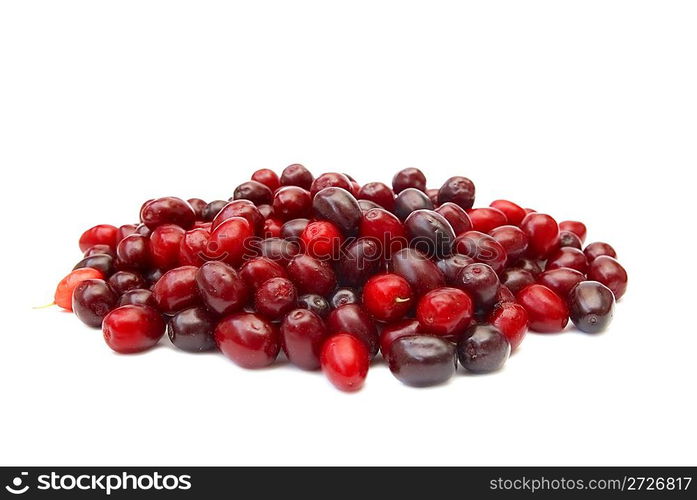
(457, 324, 510, 373)
(453, 231, 507, 274)
(239, 257, 287, 290)
(258, 237, 300, 266)
(72, 279, 118, 327)
(568, 281, 615, 333)
(280, 163, 313, 190)
(338, 238, 382, 287)
(537, 267, 585, 299)
(187, 198, 207, 219)
(312, 187, 362, 235)
(310, 172, 352, 198)
(435, 202, 473, 235)
(437, 176, 475, 209)
(202, 200, 228, 221)
(281, 218, 310, 243)
(286, 254, 337, 296)
(102, 305, 165, 354)
(215, 313, 279, 368)
(587, 256, 627, 300)
(357, 182, 395, 211)
(436, 254, 475, 286)
(196, 261, 249, 316)
(272, 186, 312, 220)
(251, 168, 280, 191)
(73, 254, 115, 277)
(233, 180, 273, 206)
(149, 224, 185, 270)
(297, 294, 331, 318)
(140, 197, 196, 230)
(393, 188, 434, 221)
(545, 247, 589, 273)
(559, 220, 587, 243)
(254, 277, 297, 320)
(320, 333, 369, 392)
(330, 288, 361, 309)
(584, 241, 617, 262)
(454, 263, 500, 316)
(392, 167, 426, 193)
(516, 284, 569, 333)
(152, 266, 200, 314)
(116, 234, 151, 271)
(379, 319, 422, 359)
(489, 225, 528, 264)
(326, 304, 379, 357)
(499, 267, 535, 295)
(404, 209, 455, 258)
(211, 200, 264, 234)
(118, 288, 156, 308)
(280, 309, 328, 370)
(83, 244, 115, 258)
(168, 307, 217, 352)
(389, 247, 446, 297)
(108, 270, 146, 294)
(54, 268, 105, 311)
(387, 336, 456, 387)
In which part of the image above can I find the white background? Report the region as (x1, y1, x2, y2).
(1, 1, 695, 466)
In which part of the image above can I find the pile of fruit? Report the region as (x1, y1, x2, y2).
(51, 165, 628, 391)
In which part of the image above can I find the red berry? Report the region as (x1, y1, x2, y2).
(205, 217, 255, 266)
(187, 198, 207, 219)
(489, 302, 528, 350)
(363, 274, 413, 323)
(537, 267, 586, 299)
(467, 207, 508, 233)
(310, 172, 353, 198)
(435, 202, 473, 235)
(489, 225, 529, 264)
(273, 186, 312, 220)
(233, 181, 273, 206)
(149, 224, 185, 270)
(416, 287, 473, 339)
(453, 231, 507, 274)
(79, 224, 119, 252)
(280, 163, 314, 190)
(151, 266, 200, 314)
(357, 182, 396, 211)
(280, 309, 328, 370)
(239, 257, 288, 290)
(254, 277, 297, 320)
(520, 213, 559, 258)
(359, 208, 406, 258)
(107, 271, 145, 294)
(490, 200, 527, 226)
(252, 168, 280, 191)
(54, 267, 105, 311)
(584, 241, 617, 261)
(379, 319, 422, 359)
(320, 334, 369, 392)
(499, 268, 535, 295)
(392, 167, 426, 193)
(263, 218, 283, 239)
(390, 248, 446, 297)
(178, 227, 210, 267)
(516, 284, 569, 333)
(215, 313, 280, 368)
(326, 304, 379, 357)
(588, 256, 628, 300)
(312, 187, 362, 235)
(437, 176, 475, 209)
(196, 261, 249, 315)
(454, 263, 500, 315)
(211, 200, 263, 234)
(337, 238, 382, 287)
(300, 220, 344, 259)
(71, 279, 118, 327)
(140, 197, 196, 230)
(545, 247, 589, 273)
(102, 305, 165, 354)
(286, 254, 336, 296)
(116, 234, 151, 271)
(559, 220, 587, 243)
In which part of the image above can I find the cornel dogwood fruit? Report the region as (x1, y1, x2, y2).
(47, 164, 627, 392)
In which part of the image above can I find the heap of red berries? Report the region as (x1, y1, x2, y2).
(52, 165, 627, 391)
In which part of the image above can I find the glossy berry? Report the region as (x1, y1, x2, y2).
(393, 188, 433, 221)
(71, 279, 118, 327)
(102, 305, 165, 354)
(251, 168, 280, 191)
(457, 324, 510, 373)
(280, 309, 327, 370)
(499, 268, 535, 295)
(338, 238, 382, 287)
(545, 247, 588, 273)
(363, 274, 413, 323)
(453, 231, 507, 274)
(379, 319, 422, 359)
(107, 271, 146, 294)
(426, 188, 439, 205)
(280, 163, 313, 190)
(205, 217, 255, 266)
(281, 218, 310, 243)
(392, 167, 426, 193)
(587, 256, 628, 300)
(73, 254, 115, 277)
(515, 257, 543, 276)
(83, 244, 115, 258)
(196, 261, 249, 316)
(388, 336, 456, 387)
(79, 224, 119, 252)
(435, 202, 473, 235)
(489, 302, 528, 350)
(286, 254, 337, 296)
(358, 199, 381, 213)
(118, 288, 156, 308)
(495, 285, 516, 305)
(116, 234, 151, 271)
(272, 186, 312, 220)
(215, 313, 279, 368)
(568, 281, 615, 333)
(467, 207, 508, 233)
(490, 200, 526, 226)
(212, 200, 263, 235)
(254, 277, 297, 320)
(300, 220, 344, 259)
(437, 176, 476, 209)
(559, 220, 587, 243)
(310, 172, 352, 198)
(258, 237, 301, 266)
(489, 225, 528, 264)
(404, 209, 455, 258)
(357, 182, 395, 211)
(187, 198, 207, 219)
(330, 288, 360, 309)
(537, 267, 585, 299)
(326, 304, 379, 357)
(239, 257, 287, 290)
(320, 334, 369, 392)
(516, 284, 569, 333)
(312, 187, 362, 235)
(257, 204, 275, 219)
(390, 248, 445, 297)
(140, 197, 196, 230)
(416, 287, 473, 339)
(54, 267, 105, 311)
(233, 180, 273, 206)
(202, 200, 228, 221)
(297, 294, 331, 318)
(263, 218, 283, 238)
(584, 241, 617, 262)
(520, 213, 559, 258)
(359, 208, 406, 258)
(151, 266, 200, 314)
(558, 230, 583, 250)
(178, 228, 210, 267)
(436, 254, 475, 286)
(149, 224, 185, 270)
(455, 263, 500, 316)
(168, 307, 217, 352)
